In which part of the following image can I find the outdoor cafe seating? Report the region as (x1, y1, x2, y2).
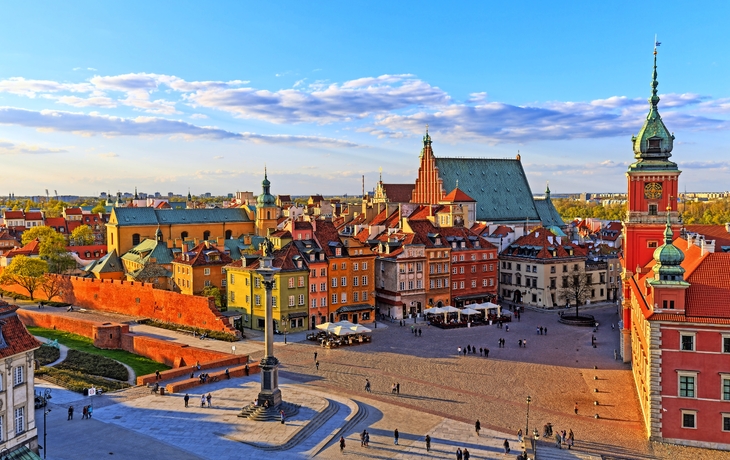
(307, 321, 372, 348)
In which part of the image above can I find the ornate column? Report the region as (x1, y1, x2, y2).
(256, 240, 282, 408)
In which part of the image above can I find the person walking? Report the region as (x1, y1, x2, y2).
(314, 351, 318, 362)
(67, 406, 74, 420)
(485, 348, 489, 357)
(245, 363, 249, 376)
(280, 409, 286, 424)
(555, 432, 562, 448)
(517, 428, 523, 442)
(396, 382, 400, 394)
(458, 346, 462, 355)
(503, 439, 510, 454)
(392, 383, 397, 394)
(394, 428, 399, 445)
(206, 393, 212, 407)
(425, 434, 431, 452)
(574, 402, 578, 415)
(88, 405, 93, 418)
(365, 379, 371, 393)
(544, 327, 547, 335)
(225, 368, 230, 379)
(201, 394, 206, 408)
(184, 393, 189, 407)
(568, 429, 574, 449)
(82, 406, 88, 420)
(339, 435, 346, 452)
(475, 419, 481, 436)
(155, 369, 161, 380)
(456, 447, 463, 460)
(463, 448, 470, 460)
(361, 430, 366, 447)
(364, 431, 369, 447)
(316, 360, 320, 370)
(418, 328, 422, 337)
(523, 339, 527, 348)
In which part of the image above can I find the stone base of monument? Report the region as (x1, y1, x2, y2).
(226, 384, 348, 451)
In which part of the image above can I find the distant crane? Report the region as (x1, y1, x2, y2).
(45, 189, 50, 202)
(54, 190, 58, 199)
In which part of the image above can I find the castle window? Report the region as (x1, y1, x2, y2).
(678, 372, 696, 398)
(648, 204, 658, 216)
(681, 410, 696, 429)
(132, 233, 141, 245)
(723, 336, 730, 353)
(680, 332, 695, 351)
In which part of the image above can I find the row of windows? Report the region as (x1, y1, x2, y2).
(0, 407, 27, 439)
(248, 291, 370, 307)
(451, 264, 495, 274)
(331, 291, 369, 304)
(679, 334, 730, 353)
(331, 276, 369, 288)
(399, 280, 424, 291)
(331, 262, 368, 271)
(676, 373, 730, 403)
(681, 411, 730, 431)
(310, 268, 328, 278)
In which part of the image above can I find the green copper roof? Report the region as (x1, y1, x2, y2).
(651, 211, 686, 282)
(257, 169, 276, 208)
(85, 251, 124, 274)
(629, 51, 678, 172)
(534, 198, 566, 228)
(112, 207, 251, 226)
(122, 238, 174, 265)
(434, 157, 540, 223)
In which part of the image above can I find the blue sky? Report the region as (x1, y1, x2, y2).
(0, 1, 728, 197)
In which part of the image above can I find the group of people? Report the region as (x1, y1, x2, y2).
(410, 325, 423, 336)
(67, 405, 94, 420)
(457, 345, 491, 357)
(535, 325, 548, 335)
(391, 382, 400, 394)
(182, 393, 212, 408)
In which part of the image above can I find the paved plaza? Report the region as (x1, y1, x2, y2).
(28, 303, 729, 459)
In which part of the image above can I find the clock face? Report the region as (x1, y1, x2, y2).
(644, 182, 663, 200)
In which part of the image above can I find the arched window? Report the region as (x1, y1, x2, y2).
(132, 233, 141, 245)
(225, 230, 233, 240)
(267, 211, 271, 219)
(203, 230, 211, 241)
(181, 231, 189, 240)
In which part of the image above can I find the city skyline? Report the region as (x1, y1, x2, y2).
(1, 2, 728, 196)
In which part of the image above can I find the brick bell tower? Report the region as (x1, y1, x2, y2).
(621, 45, 681, 361)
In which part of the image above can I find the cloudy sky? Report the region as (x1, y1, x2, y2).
(0, 2, 728, 197)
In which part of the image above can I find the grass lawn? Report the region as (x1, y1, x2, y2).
(28, 326, 170, 378)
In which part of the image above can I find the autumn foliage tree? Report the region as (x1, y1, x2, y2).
(0, 256, 48, 300)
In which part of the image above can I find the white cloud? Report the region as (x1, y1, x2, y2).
(0, 107, 359, 147)
(0, 139, 67, 155)
(55, 95, 117, 108)
(213, 155, 223, 159)
(190, 113, 208, 119)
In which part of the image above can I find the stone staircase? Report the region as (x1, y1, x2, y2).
(238, 401, 301, 421)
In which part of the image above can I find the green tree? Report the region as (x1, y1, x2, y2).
(70, 225, 95, 246)
(38, 274, 66, 301)
(0, 256, 48, 300)
(200, 285, 225, 309)
(91, 201, 107, 214)
(558, 266, 591, 317)
(20, 226, 75, 274)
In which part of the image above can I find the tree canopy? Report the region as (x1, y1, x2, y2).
(91, 201, 107, 214)
(0, 255, 48, 300)
(70, 225, 95, 246)
(19, 226, 75, 273)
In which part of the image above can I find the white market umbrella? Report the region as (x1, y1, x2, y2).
(331, 326, 356, 336)
(424, 307, 445, 315)
(316, 322, 336, 331)
(460, 307, 481, 316)
(349, 324, 371, 333)
(441, 305, 460, 322)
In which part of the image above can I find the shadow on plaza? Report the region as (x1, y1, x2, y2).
(347, 427, 505, 458)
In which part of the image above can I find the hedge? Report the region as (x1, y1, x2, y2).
(36, 367, 130, 394)
(56, 349, 129, 381)
(35, 345, 61, 366)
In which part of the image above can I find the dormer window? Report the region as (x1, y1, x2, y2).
(648, 138, 661, 151)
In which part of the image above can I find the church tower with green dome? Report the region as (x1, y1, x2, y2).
(621, 45, 683, 362)
(255, 168, 279, 237)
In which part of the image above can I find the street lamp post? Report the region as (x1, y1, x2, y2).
(41, 388, 52, 459)
(283, 315, 288, 344)
(525, 395, 531, 444)
(532, 428, 540, 459)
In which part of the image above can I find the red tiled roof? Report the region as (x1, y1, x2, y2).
(0, 230, 18, 242)
(246, 242, 303, 271)
(174, 242, 233, 267)
(407, 205, 442, 221)
(294, 221, 313, 230)
(45, 217, 68, 230)
(685, 252, 730, 318)
(0, 304, 41, 358)
(685, 224, 730, 249)
(489, 225, 513, 238)
(68, 245, 108, 260)
(5, 239, 41, 257)
(381, 184, 414, 203)
(64, 207, 83, 215)
(155, 202, 171, 209)
(3, 211, 24, 219)
(66, 221, 82, 233)
(442, 187, 476, 202)
(24, 211, 43, 220)
(502, 227, 586, 259)
(313, 220, 342, 257)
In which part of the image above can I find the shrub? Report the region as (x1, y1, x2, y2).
(35, 345, 61, 366)
(36, 367, 129, 394)
(56, 349, 129, 381)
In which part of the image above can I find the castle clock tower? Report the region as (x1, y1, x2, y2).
(255, 169, 279, 237)
(621, 47, 681, 361)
